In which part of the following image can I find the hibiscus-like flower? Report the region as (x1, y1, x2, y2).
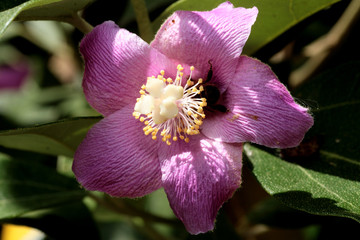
(73, 2, 313, 234)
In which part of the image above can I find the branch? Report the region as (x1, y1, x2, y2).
(130, 0, 153, 43)
(289, 0, 360, 87)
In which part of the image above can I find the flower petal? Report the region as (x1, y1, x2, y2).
(80, 21, 176, 116)
(158, 134, 242, 234)
(0, 61, 30, 90)
(202, 56, 314, 148)
(151, 3, 258, 91)
(72, 106, 162, 197)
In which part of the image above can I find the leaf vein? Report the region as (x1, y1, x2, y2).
(297, 165, 356, 209)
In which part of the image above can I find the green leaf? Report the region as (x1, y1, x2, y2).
(17, 0, 95, 21)
(0, 153, 85, 219)
(0, 117, 101, 157)
(152, 0, 340, 54)
(244, 144, 360, 223)
(244, 62, 360, 223)
(0, 0, 94, 37)
(0, 0, 60, 37)
(295, 61, 360, 161)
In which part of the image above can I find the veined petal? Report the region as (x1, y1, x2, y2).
(151, 2, 258, 91)
(158, 134, 242, 234)
(80, 21, 176, 116)
(72, 106, 162, 197)
(202, 56, 314, 148)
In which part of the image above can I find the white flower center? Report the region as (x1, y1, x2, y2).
(133, 65, 207, 145)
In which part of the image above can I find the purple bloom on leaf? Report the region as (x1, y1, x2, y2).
(73, 2, 313, 234)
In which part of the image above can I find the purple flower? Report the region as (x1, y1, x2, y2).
(0, 61, 30, 90)
(73, 2, 313, 234)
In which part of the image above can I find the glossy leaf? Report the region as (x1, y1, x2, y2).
(0, 0, 94, 37)
(152, 0, 340, 54)
(0, 153, 85, 219)
(244, 62, 360, 223)
(0, 117, 101, 157)
(244, 144, 360, 223)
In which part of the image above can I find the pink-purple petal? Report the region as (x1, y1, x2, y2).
(0, 61, 30, 90)
(158, 134, 243, 234)
(72, 106, 162, 197)
(202, 56, 314, 148)
(151, 3, 258, 91)
(80, 21, 176, 116)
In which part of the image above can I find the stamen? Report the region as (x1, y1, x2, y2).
(133, 65, 207, 145)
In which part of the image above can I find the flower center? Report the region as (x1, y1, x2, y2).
(133, 65, 207, 145)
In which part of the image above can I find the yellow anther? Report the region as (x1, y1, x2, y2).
(145, 127, 154, 135)
(200, 101, 207, 107)
(177, 64, 184, 71)
(195, 120, 203, 125)
(198, 78, 203, 84)
(135, 66, 206, 145)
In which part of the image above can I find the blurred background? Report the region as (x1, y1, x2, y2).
(1, 0, 360, 239)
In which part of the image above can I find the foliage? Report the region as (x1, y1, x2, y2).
(1, 0, 359, 239)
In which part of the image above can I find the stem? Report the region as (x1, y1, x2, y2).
(87, 192, 181, 226)
(14, 13, 94, 35)
(66, 12, 94, 34)
(130, 0, 153, 43)
(289, 0, 360, 87)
